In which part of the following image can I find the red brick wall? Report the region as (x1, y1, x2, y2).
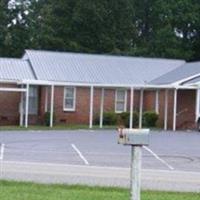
(0, 83, 197, 130)
(143, 89, 196, 129)
(0, 83, 20, 125)
(176, 90, 196, 129)
(53, 86, 90, 124)
(143, 89, 174, 128)
(52, 87, 143, 125)
(53, 87, 116, 124)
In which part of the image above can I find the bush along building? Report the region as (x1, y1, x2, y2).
(0, 49, 200, 130)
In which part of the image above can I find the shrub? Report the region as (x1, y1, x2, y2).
(44, 112, 56, 126)
(93, 114, 100, 125)
(93, 112, 118, 126)
(118, 112, 139, 128)
(103, 112, 118, 125)
(93, 111, 139, 127)
(132, 112, 139, 128)
(143, 111, 158, 127)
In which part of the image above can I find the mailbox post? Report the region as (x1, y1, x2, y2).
(118, 128, 149, 200)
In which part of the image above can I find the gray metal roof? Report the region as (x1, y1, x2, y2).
(151, 62, 200, 85)
(24, 50, 185, 85)
(0, 58, 35, 81)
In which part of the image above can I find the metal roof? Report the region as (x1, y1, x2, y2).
(151, 62, 200, 85)
(24, 50, 185, 85)
(0, 58, 35, 81)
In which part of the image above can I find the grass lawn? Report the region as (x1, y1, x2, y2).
(0, 181, 199, 200)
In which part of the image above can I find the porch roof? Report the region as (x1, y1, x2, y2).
(0, 58, 36, 82)
(150, 61, 200, 85)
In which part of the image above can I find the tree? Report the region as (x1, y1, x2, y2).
(0, 0, 9, 56)
(32, 0, 135, 54)
(69, 0, 135, 54)
(0, 0, 200, 61)
(132, 0, 200, 61)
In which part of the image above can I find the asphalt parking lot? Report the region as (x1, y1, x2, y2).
(0, 130, 200, 192)
(0, 129, 199, 171)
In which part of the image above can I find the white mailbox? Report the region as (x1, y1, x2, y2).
(118, 128, 149, 146)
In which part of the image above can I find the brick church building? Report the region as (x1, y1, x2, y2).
(0, 50, 200, 130)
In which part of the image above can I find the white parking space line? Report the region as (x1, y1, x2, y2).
(71, 144, 89, 165)
(143, 146, 174, 170)
(0, 143, 5, 178)
(0, 143, 5, 160)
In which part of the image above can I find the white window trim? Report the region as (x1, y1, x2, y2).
(115, 89, 127, 113)
(63, 87, 76, 112)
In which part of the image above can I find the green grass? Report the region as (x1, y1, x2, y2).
(0, 124, 116, 131)
(0, 181, 199, 200)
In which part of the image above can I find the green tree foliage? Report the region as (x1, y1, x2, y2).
(0, 0, 32, 57)
(32, 0, 135, 54)
(132, 0, 200, 60)
(0, 0, 9, 56)
(0, 0, 200, 60)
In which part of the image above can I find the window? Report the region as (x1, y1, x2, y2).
(63, 87, 76, 111)
(115, 89, 127, 113)
(29, 86, 38, 114)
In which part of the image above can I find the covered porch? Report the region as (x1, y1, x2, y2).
(17, 79, 198, 131)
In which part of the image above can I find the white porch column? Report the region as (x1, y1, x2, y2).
(50, 85, 54, 127)
(195, 89, 200, 122)
(19, 90, 24, 126)
(155, 90, 159, 114)
(164, 89, 168, 131)
(25, 84, 29, 128)
(99, 88, 105, 128)
(89, 86, 94, 129)
(173, 89, 177, 131)
(129, 87, 134, 129)
(45, 86, 49, 112)
(139, 89, 144, 129)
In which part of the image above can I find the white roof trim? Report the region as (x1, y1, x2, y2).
(0, 79, 19, 84)
(0, 87, 26, 92)
(19, 79, 196, 89)
(184, 81, 200, 88)
(172, 72, 200, 86)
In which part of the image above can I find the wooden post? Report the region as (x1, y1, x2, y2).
(25, 84, 29, 128)
(195, 89, 200, 122)
(50, 85, 54, 127)
(173, 89, 177, 131)
(139, 89, 144, 129)
(19, 88, 24, 127)
(99, 88, 104, 128)
(45, 86, 49, 112)
(89, 86, 94, 129)
(129, 87, 134, 129)
(155, 90, 159, 114)
(164, 89, 168, 131)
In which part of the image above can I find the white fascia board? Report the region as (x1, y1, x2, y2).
(0, 87, 27, 92)
(19, 79, 171, 88)
(19, 79, 197, 89)
(172, 73, 200, 86)
(0, 79, 19, 84)
(185, 81, 200, 88)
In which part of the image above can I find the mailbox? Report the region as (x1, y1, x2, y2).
(118, 128, 149, 146)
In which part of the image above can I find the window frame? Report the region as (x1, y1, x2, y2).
(63, 87, 76, 112)
(115, 89, 127, 113)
